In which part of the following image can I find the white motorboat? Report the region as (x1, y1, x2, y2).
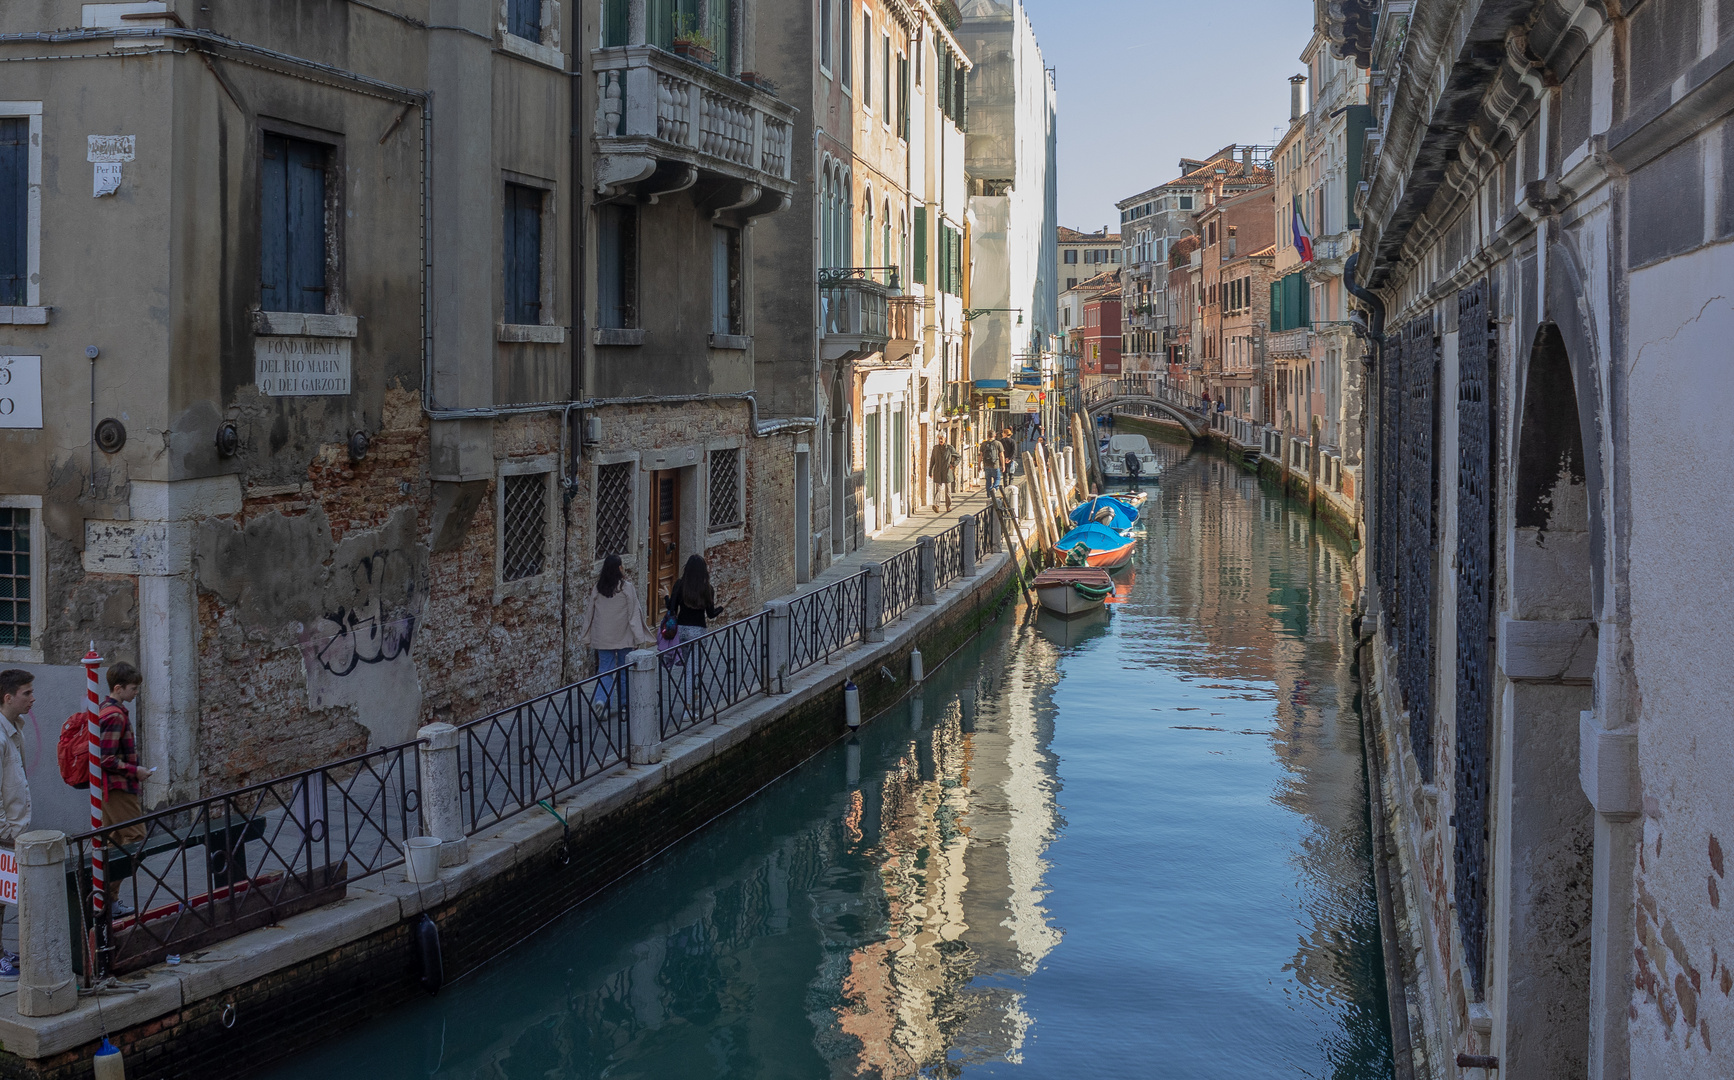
(1101, 434, 1162, 482)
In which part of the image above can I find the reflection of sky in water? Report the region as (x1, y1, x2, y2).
(266, 443, 1389, 1080)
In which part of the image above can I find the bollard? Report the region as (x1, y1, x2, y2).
(862, 562, 885, 642)
(917, 536, 938, 605)
(958, 515, 978, 576)
(415, 724, 468, 867)
(16, 831, 75, 1016)
(763, 600, 791, 694)
(910, 648, 924, 683)
(627, 649, 662, 764)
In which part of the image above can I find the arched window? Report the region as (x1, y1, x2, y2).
(863, 190, 874, 269)
(882, 200, 892, 283)
(842, 175, 853, 265)
(821, 166, 836, 267)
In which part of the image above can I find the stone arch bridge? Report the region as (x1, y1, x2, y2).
(1077, 375, 1205, 439)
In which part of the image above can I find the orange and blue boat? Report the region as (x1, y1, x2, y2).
(1052, 522, 1136, 570)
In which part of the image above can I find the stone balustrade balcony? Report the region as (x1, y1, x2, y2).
(593, 45, 796, 215)
(819, 268, 898, 363)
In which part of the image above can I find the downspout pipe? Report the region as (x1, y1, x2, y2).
(1342, 252, 1385, 368)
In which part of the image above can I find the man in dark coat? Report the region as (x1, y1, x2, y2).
(928, 433, 960, 512)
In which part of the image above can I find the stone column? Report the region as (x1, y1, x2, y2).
(627, 649, 662, 764)
(958, 515, 977, 577)
(16, 831, 75, 1017)
(416, 723, 468, 866)
(763, 601, 791, 694)
(862, 562, 884, 642)
(917, 536, 937, 605)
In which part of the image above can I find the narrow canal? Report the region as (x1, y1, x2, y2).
(271, 441, 1392, 1079)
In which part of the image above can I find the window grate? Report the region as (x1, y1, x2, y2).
(708, 449, 742, 531)
(501, 473, 548, 582)
(0, 508, 31, 648)
(594, 463, 632, 560)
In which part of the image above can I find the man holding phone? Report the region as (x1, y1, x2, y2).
(97, 662, 155, 915)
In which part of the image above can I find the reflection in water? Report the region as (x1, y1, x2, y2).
(268, 444, 1389, 1080)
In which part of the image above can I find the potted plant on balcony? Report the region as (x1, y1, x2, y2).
(738, 72, 779, 95)
(670, 14, 715, 66)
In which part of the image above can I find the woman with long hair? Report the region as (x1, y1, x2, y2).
(578, 553, 652, 708)
(665, 555, 724, 712)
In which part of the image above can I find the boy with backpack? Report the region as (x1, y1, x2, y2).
(58, 663, 155, 916)
(0, 670, 35, 979)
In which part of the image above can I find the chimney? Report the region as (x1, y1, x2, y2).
(1290, 74, 1307, 122)
(1241, 146, 1253, 172)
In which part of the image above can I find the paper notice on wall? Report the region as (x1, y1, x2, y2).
(255, 337, 352, 396)
(93, 162, 122, 197)
(0, 848, 18, 906)
(0, 356, 43, 429)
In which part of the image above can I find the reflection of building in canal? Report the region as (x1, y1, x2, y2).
(829, 627, 1065, 1077)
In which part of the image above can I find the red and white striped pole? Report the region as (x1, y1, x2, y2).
(82, 647, 104, 924)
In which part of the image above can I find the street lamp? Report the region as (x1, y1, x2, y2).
(964, 308, 1023, 324)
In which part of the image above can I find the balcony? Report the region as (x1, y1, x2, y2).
(820, 269, 898, 363)
(884, 296, 925, 364)
(593, 45, 797, 214)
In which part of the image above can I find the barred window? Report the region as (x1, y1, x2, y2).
(501, 472, 548, 582)
(594, 462, 632, 560)
(0, 507, 30, 648)
(708, 448, 742, 531)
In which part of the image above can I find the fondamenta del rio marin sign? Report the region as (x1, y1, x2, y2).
(255, 337, 352, 396)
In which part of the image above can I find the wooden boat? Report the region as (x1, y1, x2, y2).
(1032, 568, 1116, 616)
(1053, 522, 1137, 570)
(1069, 495, 1140, 531)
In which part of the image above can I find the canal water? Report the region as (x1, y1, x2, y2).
(269, 442, 1391, 1079)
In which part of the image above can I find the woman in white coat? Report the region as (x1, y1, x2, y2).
(578, 554, 653, 707)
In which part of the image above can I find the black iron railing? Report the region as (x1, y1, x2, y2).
(71, 740, 421, 976)
(879, 543, 922, 623)
(788, 570, 869, 670)
(458, 669, 628, 834)
(658, 612, 771, 739)
(933, 523, 965, 588)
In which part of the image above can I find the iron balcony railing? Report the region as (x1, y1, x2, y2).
(657, 611, 771, 739)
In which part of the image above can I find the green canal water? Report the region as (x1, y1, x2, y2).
(267, 444, 1391, 1079)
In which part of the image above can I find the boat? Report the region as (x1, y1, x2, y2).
(1032, 567, 1116, 616)
(1069, 494, 1139, 531)
(1035, 603, 1112, 646)
(1101, 434, 1162, 483)
(1052, 522, 1137, 569)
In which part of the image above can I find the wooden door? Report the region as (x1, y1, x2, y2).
(648, 470, 680, 618)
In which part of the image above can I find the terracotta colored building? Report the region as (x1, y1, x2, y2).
(1076, 269, 1122, 375)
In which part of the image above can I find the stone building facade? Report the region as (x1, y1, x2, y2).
(1340, 0, 1734, 1076)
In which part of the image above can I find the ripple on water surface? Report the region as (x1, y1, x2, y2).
(266, 444, 1391, 1080)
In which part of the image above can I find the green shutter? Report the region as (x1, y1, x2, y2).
(1269, 281, 1279, 331)
(913, 207, 927, 284)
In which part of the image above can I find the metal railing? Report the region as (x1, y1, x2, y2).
(879, 543, 922, 623)
(933, 524, 965, 588)
(72, 740, 421, 976)
(458, 669, 628, 834)
(658, 611, 771, 739)
(788, 570, 868, 669)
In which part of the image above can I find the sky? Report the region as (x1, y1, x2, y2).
(1019, 0, 1317, 232)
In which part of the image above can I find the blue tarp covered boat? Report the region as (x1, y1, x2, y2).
(1069, 495, 1140, 531)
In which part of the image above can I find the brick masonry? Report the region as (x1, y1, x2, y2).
(0, 560, 1016, 1080)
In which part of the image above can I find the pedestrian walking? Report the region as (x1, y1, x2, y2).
(0, 670, 33, 979)
(579, 554, 652, 709)
(665, 556, 723, 709)
(96, 662, 153, 915)
(980, 434, 1004, 493)
(928, 433, 960, 512)
(999, 428, 1017, 475)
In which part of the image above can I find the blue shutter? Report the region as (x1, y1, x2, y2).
(286, 138, 327, 314)
(508, 0, 540, 40)
(259, 134, 289, 311)
(504, 184, 542, 325)
(0, 119, 27, 306)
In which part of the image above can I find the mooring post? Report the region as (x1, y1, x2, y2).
(416, 723, 468, 867)
(16, 830, 75, 1016)
(626, 649, 662, 764)
(958, 515, 978, 576)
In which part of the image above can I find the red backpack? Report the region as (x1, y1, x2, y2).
(57, 706, 119, 791)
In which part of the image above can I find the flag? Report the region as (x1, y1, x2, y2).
(1292, 207, 1314, 262)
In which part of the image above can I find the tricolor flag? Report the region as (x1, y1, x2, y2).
(1292, 207, 1314, 262)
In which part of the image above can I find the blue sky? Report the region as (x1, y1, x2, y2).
(1020, 0, 1316, 231)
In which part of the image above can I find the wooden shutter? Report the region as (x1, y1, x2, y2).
(898, 54, 910, 139)
(912, 207, 926, 284)
(508, 0, 540, 39)
(504, 183, 543, 325)
(0, 119, 28, 306)
(261, 134, 327, 315)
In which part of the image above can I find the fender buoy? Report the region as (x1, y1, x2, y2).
(416, 913, 444, 995)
